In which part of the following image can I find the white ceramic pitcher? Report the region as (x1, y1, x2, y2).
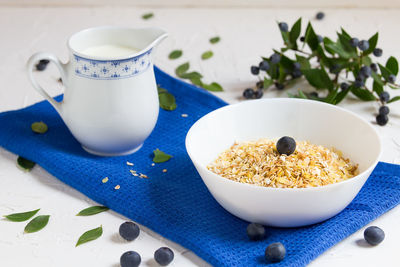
(27, 26, 168, 156)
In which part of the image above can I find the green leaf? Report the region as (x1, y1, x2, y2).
(175, 62, 189, 77)
(157, 86, 167, 94)
(263, 77, 274, 89)
(371, 71, 384, 86)
(158, 90, 177, 111)
(361, 56, 372, 66)
(179, 72, 203, 79)
(363, 32, 378, 55)
(373, 80, 384, 95)
(201, 51, 213, 60)
(388, 96, 400, 103)
(209, 36, 220, 44)
(17, 156, 35, 171)
(323, 37, 336, 55)
(298, 90, 308, 99)
(280, 29, 290, 47)
(153, 149, 173, 163)
(190, 77, 203, 87)
(24, 215, 50, 233)
(351, 87, 376, 101)
(340, 28, 352, 39)
(202, 82, 223, 92)
(302, 68, 334, 90)
(295, 55, 310, 69)
(289, 18, 302, 46)
(142, 13, 154, 20)
(304, 22, 319, 51)
(275, 51, 294, 71)
(337, 32, 357, 58)
(334, 87, 351, 104)
(168, 50, 182, 60)
(76, 226, 103, 247)
(269, 63, 280, 79)
(324, 88, 339, 104)
(31, 121, 48, 134)
(386, 56, 399, 75)
(4, 209, 40, 222)
(277, 65, 286, 83)
(324, 38, 351, 59)
(378, 63, 393, 80)
(76, 206, 109, 216)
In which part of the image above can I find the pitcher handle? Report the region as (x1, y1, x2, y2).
(27, 52, 67, 114)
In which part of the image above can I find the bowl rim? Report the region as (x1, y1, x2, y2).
(185, 98, 382, 191)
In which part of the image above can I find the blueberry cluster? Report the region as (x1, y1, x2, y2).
(245, 17, 399, 127)
(377, 92, 390, 126)
(245, 51, 304, 99)
(119, 221, 174, 267)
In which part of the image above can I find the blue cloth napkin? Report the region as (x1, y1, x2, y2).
(1, 67, 400, 267)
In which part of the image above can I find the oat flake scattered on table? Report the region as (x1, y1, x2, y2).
(207, 138, 359, 188)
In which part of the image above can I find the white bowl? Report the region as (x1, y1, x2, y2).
(185, 98, 381, 227)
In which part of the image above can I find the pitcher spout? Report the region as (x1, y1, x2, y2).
(143, 28, 168, 51)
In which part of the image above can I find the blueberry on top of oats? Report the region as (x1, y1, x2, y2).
(276, 136, 296, 156)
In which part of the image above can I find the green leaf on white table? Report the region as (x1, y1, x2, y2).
(386, 56, 399, 75)
(202, 82, 223, 92)
(179, 72, 203, 79)
(31, 121, 48, 134)
(4, 209, 40, 222)
(158, 89, 177, 111)
(17, 156, 35, 171)
(168, 50, 182, 60)
(175, 62, 190, 77)
(190, 77, 203, 87)
(76, 225, 103, 247)
(201, 51, 213, 60)
(142, 13, 154, 20)
(24, 215, 50, 233)
(76, 206, 109, 216)
(209, 36, 220, 44)
(153, 149, 173, 163)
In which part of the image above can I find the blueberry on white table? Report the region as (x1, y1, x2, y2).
(120, 251, 141, 267)
(316, 11, 325, 20)
(119, 221, 140, 241)
(154, 247, 174, 266)
(364, 226, 385, 245)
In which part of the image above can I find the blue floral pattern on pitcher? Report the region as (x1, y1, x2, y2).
(73, 49, 152, 79)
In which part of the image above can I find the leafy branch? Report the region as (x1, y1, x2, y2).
(247, 18, 399, 126)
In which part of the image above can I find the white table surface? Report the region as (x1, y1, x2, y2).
(1, 6, 400, 267)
